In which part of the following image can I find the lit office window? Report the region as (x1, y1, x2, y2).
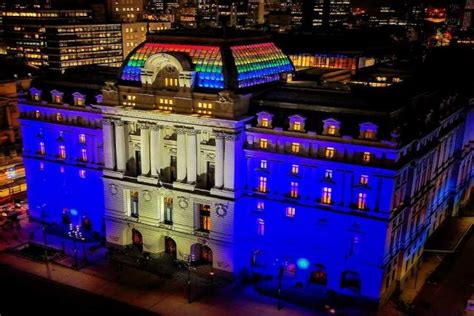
(325, 147, 335, 159)
(291, 164, 299, 174)
(257, 218, 265, 236)
(59, 145, 66, 159)
(258, 176, 267, 193)
(325, 169, 333, 180)
(290, 182, 299, 198)
(322, 187, 332, 204)
(362, 152, 371, 162)
(81, 148, 87, 162)
(285, 206, 296, 217)
(357, 193, 367, 210)
(328, 125, 336, 135)
(259, 138, 268, 149)
(291, 143, 300, 153)
(360, 175, 369, 185)
(79, 134, 86, 144)
(39, 142, 45, 155)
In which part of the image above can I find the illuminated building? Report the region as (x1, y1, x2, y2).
(107, 0, 145, 23)
(122, 22, 171, 58)
(18, 77, 106, 235)
(462, 0, 474, 30)
(18, 30, 474, 307)
(100, 30, 293, 276)
(302, 0, 351, 29)
(2, 9, 123, 70)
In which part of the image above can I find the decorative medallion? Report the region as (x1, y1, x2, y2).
(215, 203, 228, 218)
(143, 190, 152, 202)
(109, 184, 118, 195)
(178, 196, 189, 209)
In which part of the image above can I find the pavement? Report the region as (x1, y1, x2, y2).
(0, 219, 322, 316)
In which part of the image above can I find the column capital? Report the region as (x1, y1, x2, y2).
(150, 125, 163, 131)
(103, 118, 113, 125)
(186, 129, 200, 136)
(115, 120, 125, 127)
(175, 127, 188, 135)
(138, 122, 151, 130)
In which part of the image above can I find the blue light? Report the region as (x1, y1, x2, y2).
(70, 209, 78, 216)
(297, 258, 310, 270)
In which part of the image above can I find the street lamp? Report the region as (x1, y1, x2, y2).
(183, 254, 196, 303)
(67, 223, 85, 270)
(38, 203, 48, 261)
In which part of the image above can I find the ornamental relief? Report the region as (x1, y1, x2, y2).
(177, 196, 189, 209)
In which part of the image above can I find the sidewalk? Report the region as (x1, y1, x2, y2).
(0, 220, 320, 316)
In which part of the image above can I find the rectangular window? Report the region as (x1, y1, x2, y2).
(293, 121, 301, 131)
(357, 192, 367, 210)
(257, 201, 265, 211)
(286, 206, 296, 217)
(39, 142, 45, 155)
(261, 118, 269, 127)
(130, 191, 139, 218)
(360, 175, 369, 185)
(164, 197, 173, 224)
(322, 187, 332, 204)
(325, 147, 335, 159)
(199, 204, 211, 232)
(260, 160, 267, 169)
(291, 164, 299, 174)
(291, 142, 300, 153)
(59, 145, 66, 159)
(81, 148, 87, 162)
(290, 182, 299, 198)
(325, 169, 333, 180)
(258, 176, 267, 193)
(257, 218, 265, 236)
(259, 138, 268, 149)
(197, 102, 213, 115)
(364, 129, 375, 139)
(328, 125, 336, 135)
(79, 169, 86, 178)
(56, 113, 62, 122)
(362, 152, 371, 162)
(79, 134, 86, 144)
(35, 110, 41, 118)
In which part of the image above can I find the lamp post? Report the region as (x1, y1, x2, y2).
(38, 204, 48, 261)
(183, 254, 196, 304)
(68, 223, 84, 270)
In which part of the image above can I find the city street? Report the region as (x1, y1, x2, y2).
(413, 228, 474, 316)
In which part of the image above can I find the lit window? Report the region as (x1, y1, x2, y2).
(362, 152, 371, 162)
(79, 169, 86, 178)
(259, 138, 268, 149)
(197, 102, 213, 115)
(325, 147, 335, 159)
(164, 197, 173, 224)
(81, 148, 87, 162)
(290, 182, 298, 198)
(325, 169, 333, 180)
(33, 93, 41, 101)
(199, 204, 211, 232)
(364, 129, 375, 139)
(260, 160, 267, 169)
(261, 118, 269, 127)
(79, 134, 86, 144)
(39, 142, 45, 155)
(75, 97, 84, 106)
(39, 161, 44, 170)
(257, 218, 265, 236)
(291, 164, 299, 174)
(360, 175, 369, 185)
(357, 193, 367, 210)
(34, 110, 41, 118)
(286, 207, 296, 217)
(258, 176, 267, 193)
(53, 95, 62, 103)
(322, 187, 332, 204)
(130, 191, 139, 218)
(291, 143, 300, 153)
(328, 125, 336, 135)
(257, 201, 265, 211)
(293, 121, 301, 131)
(56, 113, 62, 122)
(59, 145, 66, 159)
(164, 77, 179, 87)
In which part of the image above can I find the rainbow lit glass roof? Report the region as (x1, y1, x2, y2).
(121, 43, 224, 89)
(231, 43, 294, 88)
(120, 40, 293, 90)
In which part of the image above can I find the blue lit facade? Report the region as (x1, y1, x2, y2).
(19, 89, 104, 235)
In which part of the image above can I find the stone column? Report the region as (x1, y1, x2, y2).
(150, 125, 162, 177)
(224, 134, 237, 190)
(186, 130, 198, 184)
(176, 128, 187, 182)
(140, 124, 150, 175)
(115, 121, 126, 172)
(103, 119, 116, 169)
(214, 134, 224, 188)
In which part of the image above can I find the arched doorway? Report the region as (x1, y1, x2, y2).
(190, 243, 213, 265)
(132, 228, 143, 252)
(309, 264, 327, 286)
(165, 236, 177, 259)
